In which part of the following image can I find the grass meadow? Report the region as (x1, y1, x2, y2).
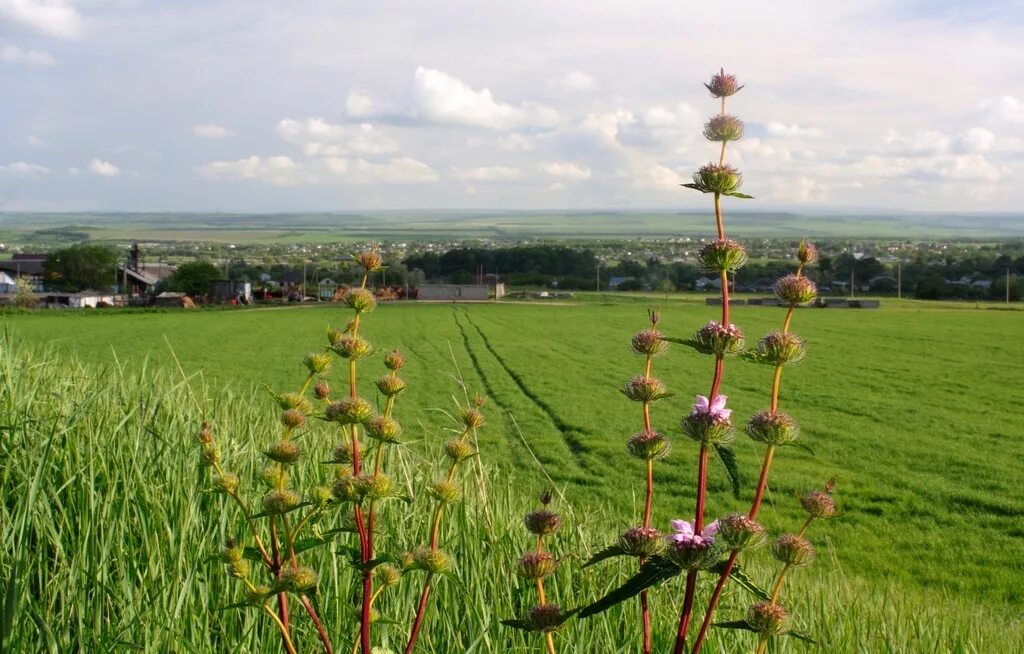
(2, 296, 1023, 652)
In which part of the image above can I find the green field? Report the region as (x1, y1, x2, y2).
(2, 297, 1023, 652)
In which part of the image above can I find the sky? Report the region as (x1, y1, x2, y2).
(1, 0, 1023, 213)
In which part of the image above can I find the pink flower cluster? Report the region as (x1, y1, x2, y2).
(691, 394, 732, 424)
(668, 519, 720, 547)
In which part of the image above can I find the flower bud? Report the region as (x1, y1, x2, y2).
(691, 163, 743, 194)
(524, 509, 562, 536)
(705, 68, 743, 98)
(630, 329, 668, 357)
(245, 585, 272, 606)
(377, 564, 402, 587)
(693, 320, 745, 357)
(460, 407, 485, 429)
(197, 422, 214, 444)
(617, 526, 667, 558)
(331, 441, 354, 464)
(303, 352, 332, 375)
(797, 240, 818, 265)
(343, 288, 377, 313)
(264, 439, 301, 464)
(260, 464, 288, 488)
(226, 558, 250, 580)
(365, 415, 402, 443)
(307, 484, 333, 508)
(277, 565, 318, 593)
(199, 443, 219, 467)
(703, 114, 744, 142)
(276, 392, 312, 413)
(327, 327, 345, 347)
(474, 393, 487, 408)
(212, 472, 239, 494)
(772, 534, 815, 567)
(314, 379, 331, 400)
(800, 489, 838, 519)
(716, 514, 767, 551)
(280, 409, 306, 430)
(356, 473, 393, 500)
(383, 349, 405, 371)
(358, 250, 384, 272)
(697, 239, 748, 273)
(410, 547, 452, 574)
(755, 331, 806, 365)
(221, 538, 243, 563)
(443, 438, 475, 462)
(626, 430, 671, 460)
(746, 410, 799, 446)
(516, 552, 558, 580)
(527, 604, 565, 633)
(427, 479, 463, 504)
(539, 489, 553, 506)
(375, 375, 407, 397)
(331, 334, 372, 360)
(262, 488, 301, 515)
(325, 397, 374, 425)
(775, 274, 817, 306)
(747, 601, 789, 635)
(621, 375, 669, 403)
(332, 470, 360, 502)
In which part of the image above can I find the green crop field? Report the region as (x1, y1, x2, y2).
(2, 297, 1023, 652)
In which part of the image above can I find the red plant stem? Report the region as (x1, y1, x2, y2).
(302, 594, 335, 654)
(641, 590, 652, 654)
(694, 446, 709, 532)
(404, 577, 434, 654)
(270, 520, 292, 652)
(673, 571, 699, 654)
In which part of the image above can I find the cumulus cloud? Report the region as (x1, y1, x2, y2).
(765, 122, 824, 138)
(0, 0, 84, 39)
(197, 155, 437, 186)
(0, 43, 54, 65)
(954, 127, 995, 154)
(276, 118, 399, 156)
(412, 67, 558, 130)
(196, 155, 300, 186)
(554, 70, 597, 93)
(453, 166, 522, 181)
(539, 161, 591, 181)
(330, 157, 439, 184)
(88, 159, 121, 177)
(0, 161, 49, 176)
(978, 96, 1024, 124)
(193, 124, 235, 139)
(882, 129, 951, 156)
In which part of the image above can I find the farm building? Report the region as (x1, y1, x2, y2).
(212, 280, 253, 304)
(42, 291, 122, 309)
(418, 283, 505, 301)
(0, 254, 46, 291)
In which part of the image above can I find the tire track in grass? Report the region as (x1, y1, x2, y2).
(461, 309, 593, 463)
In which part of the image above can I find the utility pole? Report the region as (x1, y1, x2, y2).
(302, 261, 307, 300)
(897, 263, 902, 300)
(1008, 268, 1011, 304)
(596, 262, 600, 292)
(850, 267, 856, 299)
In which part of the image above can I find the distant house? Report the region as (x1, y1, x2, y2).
(0, 254, 45, 291)
(0, 270, 16, 294)
(212, 280, 253, 304)
(695, 276, 723, 291)
(318, 278, 338, 300)
(118, 243, 175, 296)
(418, 284, 496, 301)
(42, 291, 120, 309)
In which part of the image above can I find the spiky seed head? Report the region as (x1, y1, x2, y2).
(443, 438, 475, 462)
(648, 307, 661, 328)
(474, 393, 487, 407)
(331, 334, 372, 360)
(524, 509, 562, 536)
(703, 114, 744, 142)
(746, 410, 800, 445)
(366, 415, 402, 443)
(630, 328, 668, 357)
(691, 162, 743, 194)
(199, 443, 219, 467)
(516, 552, 558, 580)
(331, 441, 355, 464)
(693, 320, 746, 357)
(324, 397, 374, 425)
(314, 379, 331, 400)
(800, 489, 838, 519)
(197, 422, 214, 444)
(358, 250, 384, 272)
(797, 240, 818, 265)
(331, 470, 360, 502)
(772, 534, 816, 567)
(262, 488, 301, 515)
(226, 558, 250, 580)
(617, 526, 667, 557)
(264, 439, 301, 464)
(260, 464, 287, 488)
(775, 274, 817, 306)
(747, 602, 789, 635)
(621, 375, 669, 403)
(705, 68, 743, 98)
(221, 538, 243, 563)
(307, 484, 333, 508)
(411, 546, 453, 574)
(527, 604, 566, 633)
(698, 239, 749, 273)
(280, 409, 306, 430)
(626, 430, 671, 460)
(356, 473, 393, 500)
(375, 375, 407, 397)
(343, 288, 377, 313)
(460, 407, 485, 429)
(303, 351, 332, 375)
(277, 392, 312, 413)
(383, 349, 405, 370)
(245, 585, 273, 606)
(212, 472, 239, 494)
(327, 327, 345, 347)
(666, 536, 721, 570)
(377, 564, 402, 587)
(681, 413, 735, 445)
(717, 514, 768, 551)
(427, 479, 463, 504)
(539, 489, 553, 506)
(756, 331, 806, 365)
(278, 566, 319, 593)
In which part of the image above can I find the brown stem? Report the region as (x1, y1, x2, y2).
(302, 594, 335, 654)
(689, 551, 738, 654)
(270, 519, 292, 653)
(749, 445, 776, 519)
(641, 589, 652, 654)
(673, 570, 699, 654)
(694, 445, 709, 531)
(404, 576, 434, 654)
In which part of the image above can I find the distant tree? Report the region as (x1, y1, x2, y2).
(616, 278, 645, 291)
(43, 244, 119, 291)
(166, 261, 221, 297)
(990, 275, 1022, 302)
(656, 278, 675, 300)
(13, 277, 37, 308)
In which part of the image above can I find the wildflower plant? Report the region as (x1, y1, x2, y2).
(195, 248, 484, 654)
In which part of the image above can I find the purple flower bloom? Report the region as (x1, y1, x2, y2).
(692, 394, 732, 423)
(668, 518, 720, 546)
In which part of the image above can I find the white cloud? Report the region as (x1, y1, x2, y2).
(197, 155, 300, 186)
(345, 91, 378, 119)
(765, 122, 824, 138)
(882, 129, 951, 156)
(412, 67, 558, 130)
(0, 0, 84, 39)
(197, 155, 437, 186)
(0, 161, 49, 177)
(88, 159, 121, 177)
(555, 70, 597, 93)
(343, 157, 439, 184)
(539, 161, 591, 181)
(954, 127, 995, 154)
(26, 134, 46, 147)
(938, 154, 1003, 182)
(193, 124, 235, 139)
(978, 96, 1024, 124)
(67, 166, 80, 175)
(454, 166, 522, 181)
(0, 43, 55, 65)
(634, 163, 684, 191)
(276, 118, 399, 157)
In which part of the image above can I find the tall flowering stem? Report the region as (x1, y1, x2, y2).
(673, 67, 750, 654)
(515, 492, 563, 654)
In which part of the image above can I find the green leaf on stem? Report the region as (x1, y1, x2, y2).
(713, 444, 742, 498)
(500, 618, 533, 631)
(710, 560, 771, 601)
(713, 620, 758, 632)
(786, 630, 820, 644)
(681, 183, 709, 193)
(722, 191, 755, 199)
(581, 544, 628, 568)
(576, 556, 681, 619)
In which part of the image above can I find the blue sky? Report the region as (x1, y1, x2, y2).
(1, 0, 1023, 212)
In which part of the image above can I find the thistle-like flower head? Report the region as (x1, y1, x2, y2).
(331, 441, 355, 464)
(801, 489, 838, 519)
(622, 375, 670, 403)
(277, 565, 319, 592)
(409, 546, 453, 574)
(358, 250, 384, 273)
(262, 488, 301, 515)
(775, 274, 818, 306)
(772, 534, 816, 567)
(426, 479, 463, 504)
(527, 604, 566, 633)
(516, 551, 558, 579)
(277, 392, 312, 414)
(384, 349, 405, 371)
(460, 407, 485, 429)
(264, 439, 300, 464)
(626, 430, 671, 460)
(212, 472, 239, 494)
(366, 415, 402, 443)
(703, 114, 744, 142)
(797, 240, 818, 265)
(705, 68, 743, 98)
(756, 331, 806, 365)
(375, 375, 407, 397)
(693, 320, 746, 357)
(314, 379, 331, 400)
(746, 410, 800, 446)
(324, 397, 374, 425)
(280, 408, 306, 430)
(356, 473, 394, 500)
(690, 162, 743, 195)
(303, 351, 332, 375)
(631, 328, 668, 357)
(747, 601, 789, 635)
(443, 438, 476, 462)
(665, 519, 721, 569)
(617, 526, 666, 558)
(331, 334, 373, 360)
(343, 288, 377, 313)
(698, 239, 748, 273)
(717, 513, 768, 551)
(524, 509, 562, 536)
